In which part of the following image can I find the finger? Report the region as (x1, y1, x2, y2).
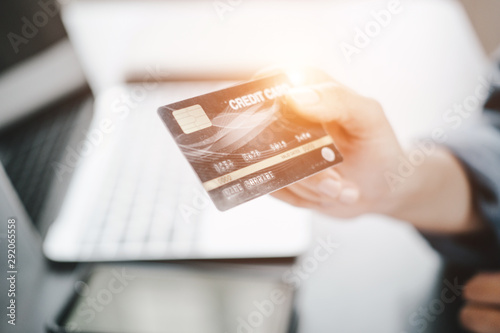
(298, 168, 342, 191)
(287, 81, 386, 138)
(271, 186, 357, 214)
(270, 188, 316, 209)
(460, 304, 500, 333)
(338, 187, 361, 205)
(252, 67, 388, 142)
(291, 169, 342, 202)
(287, 183, 326, 203)
(464, 272, 500, 306)
(294, 179, 360, 206)
(296, 169, 360, 205)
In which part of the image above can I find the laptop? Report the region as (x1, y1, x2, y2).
(0, 0, 311, 262)
(0, 162, 298, 333)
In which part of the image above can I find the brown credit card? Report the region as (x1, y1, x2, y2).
(157, 73, 342, 211)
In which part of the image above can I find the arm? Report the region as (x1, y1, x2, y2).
(381, 148, 481, 234)
(269, 67, 500, 333)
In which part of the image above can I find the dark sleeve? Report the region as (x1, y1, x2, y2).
(421, 77, 500, 270)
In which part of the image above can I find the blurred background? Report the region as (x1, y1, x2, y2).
(61, 0, 499, 143)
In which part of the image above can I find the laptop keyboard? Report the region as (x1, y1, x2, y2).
(0, 88, 92, 228)
(0, 84, 209, 259)
(41, 83, 229, 261)
(2, 82, 309, 261)
(75, 105, 203, 259)
(0, 83, 222, 261)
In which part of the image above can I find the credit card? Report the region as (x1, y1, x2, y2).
(157, 74, 342, 211)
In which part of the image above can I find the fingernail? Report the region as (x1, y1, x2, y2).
(289, 87, 320, 105)
(339, 188, 360, 204)
(318, 179, 341, 198)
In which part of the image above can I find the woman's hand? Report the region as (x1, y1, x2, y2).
(262, 67, 480, 233)
(461, 272, 500, 333)
(273, 78, 402, 218)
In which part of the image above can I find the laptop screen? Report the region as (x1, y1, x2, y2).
(0, 0, 92, 231)
(0, 0, 88, 127)
(0, 0, 66, 74)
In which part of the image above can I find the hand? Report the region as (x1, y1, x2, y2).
(258, 67, 479, 232)
(461, 272, 500, 333)
(270, 69, 402, 218)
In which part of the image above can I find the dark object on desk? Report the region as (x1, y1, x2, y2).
(48, 264, 296, 333)
(0, 162, 81, 333)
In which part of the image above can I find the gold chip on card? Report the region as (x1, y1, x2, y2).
(172, 104, 212, 134)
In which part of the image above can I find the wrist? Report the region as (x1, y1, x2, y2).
(376, 148, 482, 233)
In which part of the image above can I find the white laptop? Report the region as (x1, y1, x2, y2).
(0, 0, 311, 262)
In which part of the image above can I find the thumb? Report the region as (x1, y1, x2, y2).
(287, 82, 388, 138)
